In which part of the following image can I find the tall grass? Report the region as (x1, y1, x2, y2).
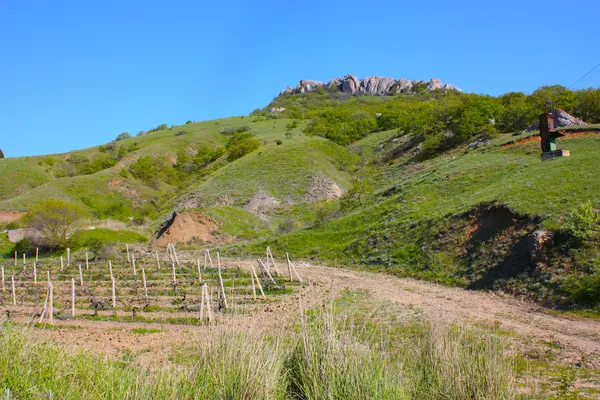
(0, 309, 519, 399)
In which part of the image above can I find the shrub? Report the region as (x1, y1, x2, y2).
(276, 139, 283, 145)
(24, 199, 87, 249)
(185, 120, 192, 124)
(278, 217, 297, 234)
(136, 131, 145, 137)
(226, 133, 261, 161)
(115, 132, 131, 141)
(565, 201, 600, 243)
(220, 125, 251, 135)
(175, 130, 187, 136)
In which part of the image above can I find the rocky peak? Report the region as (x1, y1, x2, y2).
(279, 75, 461, 97)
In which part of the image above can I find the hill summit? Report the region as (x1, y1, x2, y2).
(278, 75, 461, 96)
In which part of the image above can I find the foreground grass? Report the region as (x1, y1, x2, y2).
(0, 301, 520, 399)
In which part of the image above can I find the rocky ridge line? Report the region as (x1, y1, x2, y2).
(279, 74, 461, 97)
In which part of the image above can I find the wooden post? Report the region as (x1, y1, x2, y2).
(126, 244, 130, 262)
(168, 243, 175, 264)
(250, 267, 257, 300)
(85, 252, 89, 271)
(33, 262, 37, 285)
(78, 263, 84, 287)
(11, 274, 16, 305)
(258, 259, 277, 285)
(1, 265, 4, 292)
(197, 260, 202, 283)
(204, 284, 213, 322)
(60, 256, 64, 272)
(141, 267, 148, 298)
(71, 278, 76, 317)
(251, 266, 266, 299)
(171, 262, 177, 285)
(39, 288, 49, 324)
(206, 249, 214, 268)
(172, 244, 180, 265)
(267, 247, 281, 276)
(217, 252, 228, 309)
(287, 253, 303, 283)
(14, 250, 17, 266)
(286, 252, 294, 281)
(67, 247, 70, 267)
(132, 253, 137, 276)
(47, 269, 50, 284)
(109, 260, 113, 281)
(49, 283, 54, 325)
(199, 284, 205, 320)
(155, 251, 161, 270)
(23, 253, 26, 267)
(203, 251, 208, 270)
(35, 247, 39, 262)
(111, 277, 116, 308)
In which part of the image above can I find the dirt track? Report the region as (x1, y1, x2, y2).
(21, 260, 600, 368)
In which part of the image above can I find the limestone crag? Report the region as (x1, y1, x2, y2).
(279, 74, 461, 96)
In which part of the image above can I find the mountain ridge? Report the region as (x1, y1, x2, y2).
(279, 74, 461, 97)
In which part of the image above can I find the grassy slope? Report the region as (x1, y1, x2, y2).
(238, 134, 600, 287)
(183, 136, 357, 207)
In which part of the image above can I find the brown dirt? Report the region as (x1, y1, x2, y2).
(108, 177, 142, 203)
(245, 190, 281, 213)
(0, 210, 25, 224)
(502, 130, 600, 149)
(153, 212, 221, 246)
(9, 258, 600, 371)
(305, 175, 344, 202)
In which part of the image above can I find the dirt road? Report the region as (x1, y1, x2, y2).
(19, 259, 600, 368)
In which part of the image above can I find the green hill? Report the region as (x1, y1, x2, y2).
(2, 84, 600, 309)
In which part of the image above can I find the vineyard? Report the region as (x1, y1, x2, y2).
(1, 246, 304, 328)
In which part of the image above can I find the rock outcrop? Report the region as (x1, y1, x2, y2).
(279, 74, 461, 96)
(524, 109, 587, 132)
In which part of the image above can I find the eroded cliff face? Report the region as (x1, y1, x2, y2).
(279, 74, 461, 96)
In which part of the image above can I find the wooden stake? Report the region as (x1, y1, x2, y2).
(199, 284, 205, 320)
(217, 252, 228, 309)
(203, 251, 208, 270)
(35, 247, 39, 262)
(23, 253, 26, 267)
(33, 262, 37, 285)
(197, 260, 202, 283)
(286, 252, 294, 281)
(168, 243, 175, 264)
(60, 256, 64, 272)
(267, 247, 281, 276)
(78, 263, 84, 287)
(257, 259, 277, 285)
(126, 244, 130, 262)
(132, 253, 137, 276)
(11, 274, 16, 305)
(85, 252, 89, 271)
(287, 253, 303, 283)
(206, 249, 214, 268)
(1, 266, 4, 292)
(111, 277, 116, 308)
(48, 283, 54, 325)
(141, 267, 148, 298)
(251, 266, 266, 299)
(205, 284, 213, 322)
(172, 244, 180, 265)
(155, 251, 161, 270)
(47, 269, 50, 284)
(250, 267, 257, 300)
(71, 278, 76, 317)
(39, 288, 49, 324)
(109, 260, 113, 281)
(171, 262, 177, 285)
(67, 247, 70, 267)
(14, 250, 17, 266)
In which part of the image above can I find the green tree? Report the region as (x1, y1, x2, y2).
(226, 133, 261, 161)
(115, 132, 131, 141)
(24, 199, 87, 249)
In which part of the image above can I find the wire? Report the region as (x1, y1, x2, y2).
(569, 62, 600, 89)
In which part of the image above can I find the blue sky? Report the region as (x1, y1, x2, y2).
(1, 0, 598, 157)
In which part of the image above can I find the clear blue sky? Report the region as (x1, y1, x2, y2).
(1, 0, 598, 157)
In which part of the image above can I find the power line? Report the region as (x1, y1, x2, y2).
(569, 62, 600, 89)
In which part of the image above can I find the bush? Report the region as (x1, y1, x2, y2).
(220, 125, 251, 135)
(185, 120, 192, 124)
(24, 199, 87, 249)
(565, 201, 600, 243)
(115, 132, 131, 141)
(226, 133, 261, 161)
(175, 130, 187, 136)
(276, 139, 283, 145)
